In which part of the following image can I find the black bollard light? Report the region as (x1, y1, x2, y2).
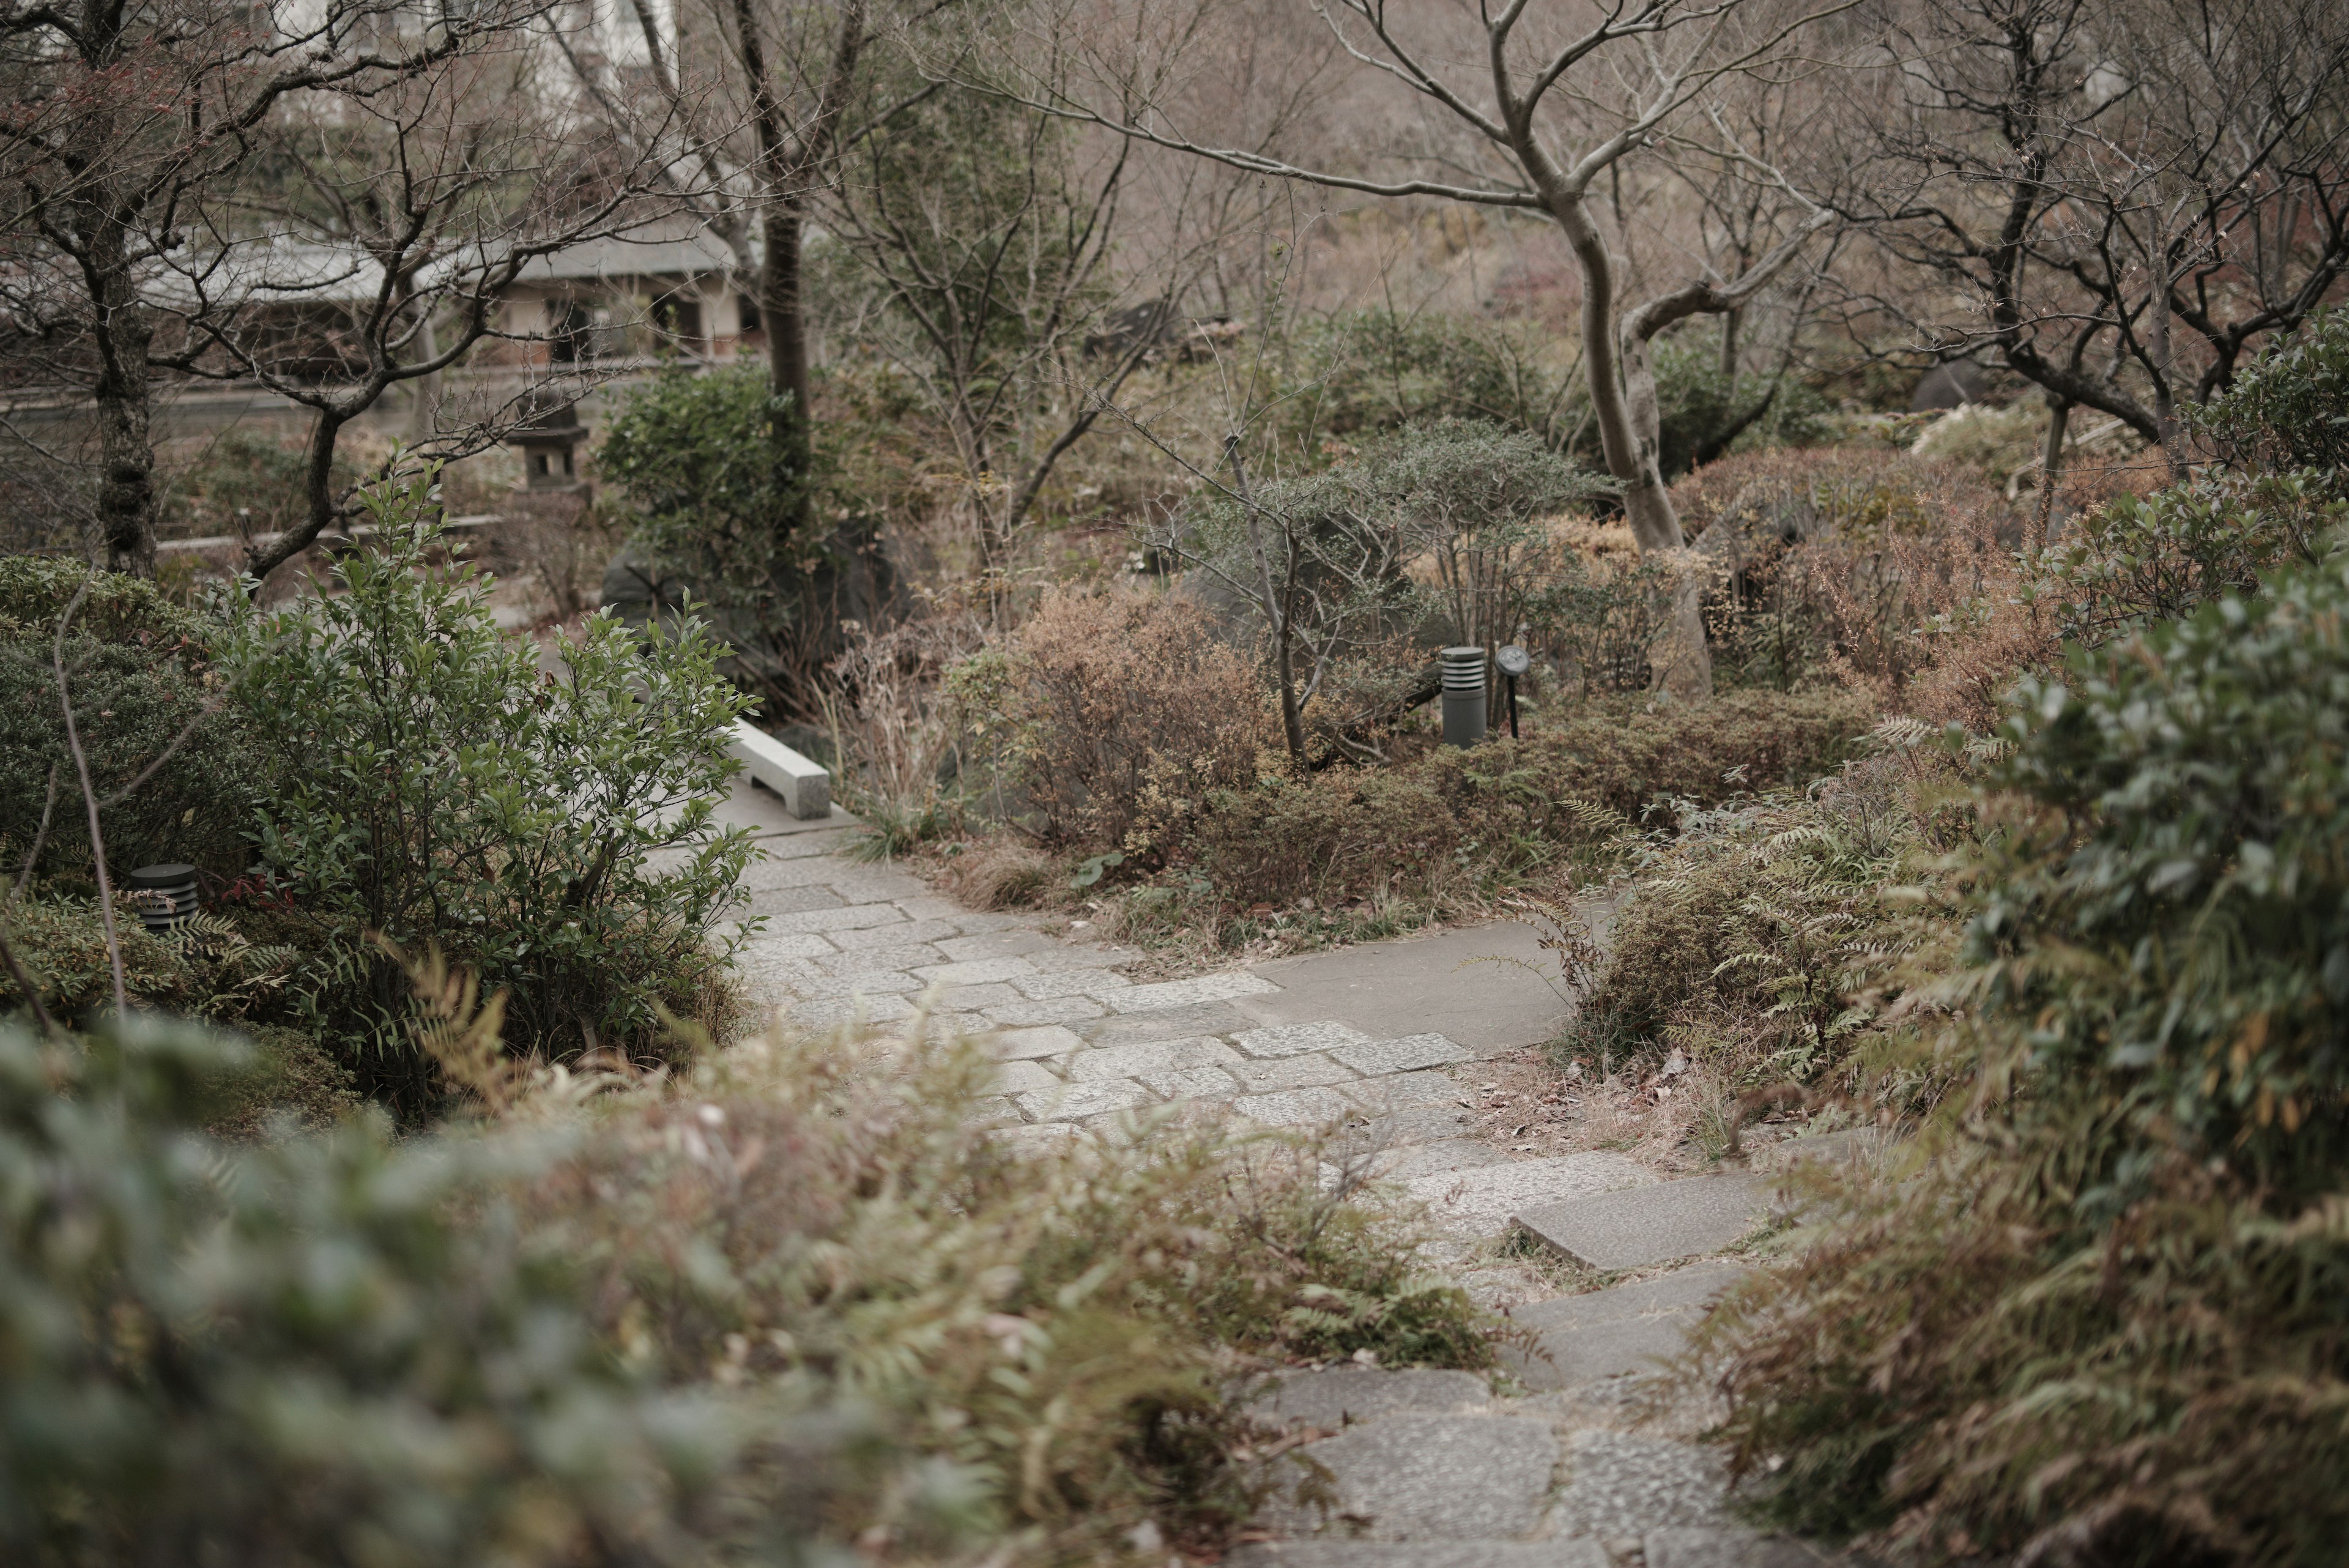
(126, 863, 200, 935)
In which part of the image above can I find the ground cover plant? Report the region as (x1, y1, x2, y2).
(0, 998, 1499, 1566)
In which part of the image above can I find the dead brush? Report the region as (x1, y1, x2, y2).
(823, 612, 983, 860)
(500, 1016, 1504, 1561)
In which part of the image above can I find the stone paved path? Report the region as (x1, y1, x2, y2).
(713, 784, 1887, 1567)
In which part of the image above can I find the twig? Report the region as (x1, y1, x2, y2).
(53, 581, 127, 1019)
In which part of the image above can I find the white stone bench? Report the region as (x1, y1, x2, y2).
(728, 719, 831, 819)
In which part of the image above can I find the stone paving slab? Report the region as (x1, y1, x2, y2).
(1365, 1139, 1511, 1182)
(1234, 1087, 1352, 1127)
(1140, 1065, 1242, 1100)
(984, 996, 1108, 1027)
(1075, 1000, 1260, 1044)
(1552, 1430, 1734, 1542)
(1342, 1069, 1460, 1109)
(985, 1025, 1087, 1060)
(744, 885, 845, 916)
(1230, 1053, 1357, 1092)
(1515, 1175, 1770, 1271)
(1405, 1154, 1657, 1239)
(1253, 1367, 1491, 1430)
(1231, 1545, 1610, 1568)
(1334, 1032, 1477, 1076)
(1502, 1261, 1753, 1392)
(1108, 972, 1281, 1013)
(1240, 923, 1565, 1052)
(1264, 1414, 1560, 1543)
(1063, 1035, 1240, 1081)
(1646, 1526, 1863, 1567)
(1006, 967, 1129, 1000)
(1015, 1078, 1152, 1121)
(1235, 1020, 1376, 1059)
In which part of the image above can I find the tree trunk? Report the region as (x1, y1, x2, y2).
(2036, 395, 2071, 548)
(83, 207, 158, 577)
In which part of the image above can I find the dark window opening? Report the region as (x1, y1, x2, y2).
(549, 299, 593, 363)
(736, 293, 761, 333)
(651, 292, 704, 355)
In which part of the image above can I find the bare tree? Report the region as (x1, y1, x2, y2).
(985, 0, 1859, 692)
(1833, 0, 2349, 481)
(161, 23, 707, 581)
(822, 10, 1298, 594)
(0, 0, 557, 575)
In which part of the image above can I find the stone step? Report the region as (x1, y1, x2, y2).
(1231, 1543, 1608, 1567)
(1251, 1367, 1491, 1430)
(1403, 1153, 1657, 1239)
(1253, 1413, 1560, 1544)
(1501, 1262, 1751, 1391)
(1513, 1173, 1772, 1271)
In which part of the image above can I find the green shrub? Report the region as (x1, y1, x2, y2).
(0, 1016, 926, 1567)
(1698, 557, 2349, 1564)
(0, 893, 199, 1017)
(2189, 306, 2349, 481)
(215, 476, 754, 1110)
(0, 555, 268, 885)
(2033, 469, 2344, 650)
(599, 363, 806, 611)
(0, 1005, 1498, 1564)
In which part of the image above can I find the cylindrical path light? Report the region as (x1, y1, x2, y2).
(1439, 645, 1488, 747)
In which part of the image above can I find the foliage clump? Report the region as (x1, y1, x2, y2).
(0, 1005, 1497, 1565)
(215, 477, 754, 1110)
(1694, 556, 2349, 1566)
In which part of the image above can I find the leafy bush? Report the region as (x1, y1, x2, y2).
(2189, 306, 2349, 481)
(599, 363, 806, 610)
(951, 584, 1278, 848)
(0, 1001, 1497, 1564)
(215, 477, 754, 1109)
(2033, 469, 2343, 649)
(0, 555, 268, 885)
(1698, 556, 2349, 1564)
(0, 1017, 885, 1567)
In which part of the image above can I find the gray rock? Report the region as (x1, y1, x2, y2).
(1251, 1367, 1491, 1430)
(1265, 1414, 1560, 1542)
(1909, 359, 1985, 411)
(1231, 1544, 1610, 1568)
(1515, 1175, 1769, 1271)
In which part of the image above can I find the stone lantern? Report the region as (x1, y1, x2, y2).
(510, 399, 589, 494)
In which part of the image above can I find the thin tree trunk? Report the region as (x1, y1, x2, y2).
(1226, 435, 1307, 768)
(86, 215, 158, 578)
(2037, 396, 2071, 548)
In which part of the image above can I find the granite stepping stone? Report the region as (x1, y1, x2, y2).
(1403, 1153, 1657, 1239)
(1250, 1367, 1491, 1430)
(1513, 1174, 1770, 1271)
(1261, 1413, 1560, 1542)
(1231, 1544, 1609, 1568)
(1502, 1263, 1750, 1390)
